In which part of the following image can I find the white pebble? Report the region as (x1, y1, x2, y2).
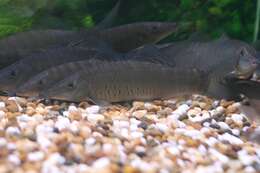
(92, 157, 110, 168)
(216, 106, 225, 114)
(231, 114, 243, 124)
(0, 137, 7, 147)
(206, 137, 218, 147)
(0, 102, 5, 109)
(68, 105, 78, 112)
(17, 114, 33, 122)
(37, 136, 52, 149)
(7, 143, 16, 150)
(87, 114, 104, 124)
(6, 126, 20, 136)
(217, 122, 230, 130)
(54, 116, 71, 131)
(62, 111, 69, 117)
(8, 154, 21, 165)
(244, 166, 256, 173)
(131, 131, 143, 139)
(28, 151, 45, 162)
(173, 104, 189, 116)
(218, 133, 243, 145)
(46, 153, 65, 165)
(0, 110, 5, 120)
(167, 146, 180, 156)
(209, 148, 229, 163)
(86, 105, 100, 114)
(203, 122, 210, 127)
(85, 138, 96, 146)
(232, 129, 240, 136)
(156, 123, 169, 132)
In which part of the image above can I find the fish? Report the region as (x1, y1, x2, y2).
(0, 21, 177, 68)
(0, 30, 79, 68)
(40, 60, 207, 103)
(15, 44, 174, 97)
(0, 44, 116, 93)
(158, 36, 258, 99)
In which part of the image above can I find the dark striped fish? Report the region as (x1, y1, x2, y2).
(0, 45, 116, 93)
(0, 30, 80, 69)
(0, 21, 177, 68)
(158, 37, 258, 99)
(40, 61, 207, 103)
(15, 44, 174, 97)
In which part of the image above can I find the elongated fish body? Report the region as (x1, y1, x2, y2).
(0, 45, 116, 93)
(15, 60, 104, 97)
(0, 30, 81, 68)
(159, 37, 258, 99)
(41, 61, 207, 103)
(15, 45, 173, 97)
(99, 22, 178, 52)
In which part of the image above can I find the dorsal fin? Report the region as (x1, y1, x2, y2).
(96, 0, 121, 29)
(218, 33, 230, 41)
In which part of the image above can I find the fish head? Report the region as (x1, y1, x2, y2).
(138, 22, 177, 43)
(232, 47, 258, 79)
(40, 73, 81, 102)
(0, 61, 30, 92)
(16, 71, 50, 97)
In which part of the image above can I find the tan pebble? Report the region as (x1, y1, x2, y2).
(0, 96, 8, 102)
(144, 103, 161, 112)
(6, 101, 19, 113)
(244, 146, 256, 155)
(50, 105, 60, 111)
(79, 126, 92, 138)
(12, 168, 24, 173)
(158, 107, 173, 116)
(187, 108, 201, 117)
(26, 107, 35, 116)
(79, 101, 90, 109)
(220, 100, 234, 108)
(132, 101, 144, 109)
(225, 118, 234, 125)
(153, 100, 165, 106)
(0, 165, 11, 173)
(185, 138, 200, 147)
(69, 111, 82, 121)
(26, 103, 37, 109)
(22, 162, 41, 172)
(123, 165, 140, 173)
(132, 110, 147, 119)
(226, 105, 238, 114)
(35, 106, 47, 115)
(14, 97, 27, 107)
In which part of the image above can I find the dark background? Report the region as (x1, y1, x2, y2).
(0, 0, 259, 43)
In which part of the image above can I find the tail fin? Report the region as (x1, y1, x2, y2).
(97, 0, 121, 29)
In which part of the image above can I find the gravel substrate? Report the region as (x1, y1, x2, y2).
(0, 95, 260, 173)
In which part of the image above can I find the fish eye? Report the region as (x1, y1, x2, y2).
(67, 82, 75, 89)
(152, 26, 158, 31)
(38, 80, 44, 85)
(10, 70, 17, 77)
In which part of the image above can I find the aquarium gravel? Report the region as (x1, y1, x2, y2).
(0, 95, 260, 173)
